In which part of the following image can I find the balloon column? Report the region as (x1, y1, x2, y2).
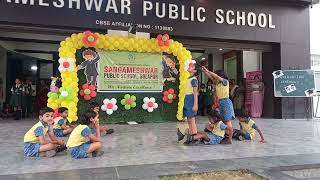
(50, 31, 192, 121)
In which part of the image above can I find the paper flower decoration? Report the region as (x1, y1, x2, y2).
(79, 83, 97, 101)
(101, 98, 118, 115)
(163, 88, 177, 104)
(120, 94, 137, 110)
(157, 34, 170, 46)
(142, 97, 158, 113)
(184, 60, 196, 72)
(83, 31, 98, 47)
(58, 58, 75, 72)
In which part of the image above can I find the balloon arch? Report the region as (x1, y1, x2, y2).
(47, 31, 193, 122)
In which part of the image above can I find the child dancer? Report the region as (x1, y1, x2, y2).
(177, 60, 198, 142)
(186, 110, 230, 145)
(233, 111, 266, 143)
(202, 67, 235, 144)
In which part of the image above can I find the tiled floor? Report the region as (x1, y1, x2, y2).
(1, 117, 320, 176)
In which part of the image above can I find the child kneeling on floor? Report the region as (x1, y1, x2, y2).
(23, 107, 66, 157)
(186, 110, 230, 145)
(232, 111, 266, 143)
(53, 107, 75, 137)
(66, 110, 104, 159)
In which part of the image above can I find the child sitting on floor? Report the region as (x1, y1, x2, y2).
(90, 102, 114, 135)
(66, 110, 104, 159)
(186, 110, 230, 145)
(233, 111, 266, 143)
(23, 107, 66, 157)
(53, 107, 75, 137)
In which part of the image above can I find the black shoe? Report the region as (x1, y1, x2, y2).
(106, 129, 114, 135)
(14, 111, 21, 120)
(184, 133, 193, 145)
(177, 128, 185, 141)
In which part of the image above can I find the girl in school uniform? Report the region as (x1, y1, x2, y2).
(177, 60, 199, 142)
(10, 78, 24, 120)
(202, 67, 235, 144)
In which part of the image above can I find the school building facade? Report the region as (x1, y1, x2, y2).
(0, 0, 318, 119)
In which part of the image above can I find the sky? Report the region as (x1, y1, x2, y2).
(311, 4, 320, 54)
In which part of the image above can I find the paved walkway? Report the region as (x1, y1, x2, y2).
(1, 117, 320, 179)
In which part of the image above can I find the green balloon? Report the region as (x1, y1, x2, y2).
(47, 92, 52, 98)
(51, 93, 59, 100)
(124, 94, 130, 100)
(131, 102, 136, 108)
(131, 95, 136, 101)
(125, 104, 131, 110)
(121, 99, 126, 105)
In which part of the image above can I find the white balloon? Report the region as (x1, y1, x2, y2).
(142, 104, 148, 110)
(58, 59, 64, 63)
(58, 66, 64, 72)
(101, 105, 106, 111)
(147, 107, 154, 112)
(110, 98, 117, 104)
(150, 97, 156, 103)
(153, 103, 158, 109)
(113, 105, 118, 111)
(107, 109, 113, 115)
(143, 97, 149, 103)
(103, 99, 110, 104)
(61, 91, 68, 97)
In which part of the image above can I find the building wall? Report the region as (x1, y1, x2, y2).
(212, 55, 223, 72)
(243, 51, 262, 78)
(0, 47, 7, 108)
(310, 5, 320, 118)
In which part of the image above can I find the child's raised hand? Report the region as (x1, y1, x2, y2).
(202, 66, 209, 72)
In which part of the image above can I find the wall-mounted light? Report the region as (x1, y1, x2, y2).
(202, 57, 206, 60)
(31, 66, 37, 71)
(219, 48, 223, 51)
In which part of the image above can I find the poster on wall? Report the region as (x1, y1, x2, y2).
(273, 70, 316, 97)
(162, 54, 179, 85)
(245, 71, 263, 112)
(97, 50, 163, 92)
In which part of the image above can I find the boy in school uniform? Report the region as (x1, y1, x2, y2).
(66, 110, 104, 159)
(53, 107, 75, 137)
(23, 107, 66, 157)
(233, 111, 266, 143)
(186, 110, 231, 145)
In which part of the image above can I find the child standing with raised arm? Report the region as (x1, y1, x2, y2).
(202, 67, 235, 144)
